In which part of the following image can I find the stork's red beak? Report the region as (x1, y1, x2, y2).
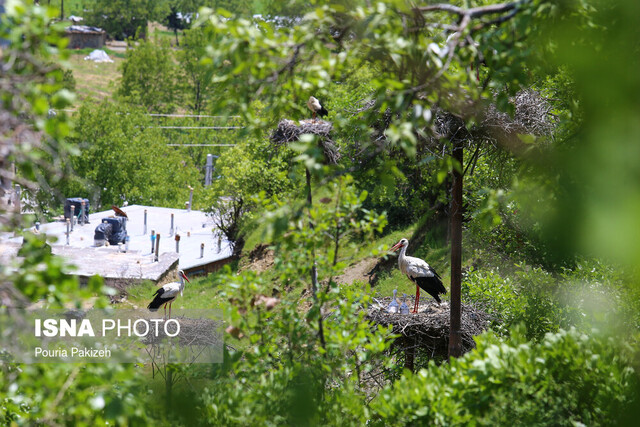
(182, 272, 190, 283)
(390, 241, 404, 252)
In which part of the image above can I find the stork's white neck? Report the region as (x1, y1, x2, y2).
(397, 244, 408, 265)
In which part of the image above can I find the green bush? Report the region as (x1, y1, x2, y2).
(463, 259, 638, 341)
(372, 328, 638, 426)
(462, 266, 569, 340)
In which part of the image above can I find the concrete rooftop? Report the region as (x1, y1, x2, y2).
(0, 205, 233, 284)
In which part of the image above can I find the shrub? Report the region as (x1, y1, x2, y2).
(372, 328, 638, 426)
(463, 259, 638, 341)
(462, 266, 568, 340)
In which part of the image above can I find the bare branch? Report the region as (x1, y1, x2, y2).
(414, 1, 524, 19)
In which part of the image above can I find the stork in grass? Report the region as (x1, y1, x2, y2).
(147, 269, 190, 319)
(306, 96, 328, 121)
(391, 238, 446, 313)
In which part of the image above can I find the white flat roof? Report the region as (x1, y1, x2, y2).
(1, 204, 233, 273)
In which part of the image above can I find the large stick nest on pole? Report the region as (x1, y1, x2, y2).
(367, 297, 489, 359)
(270, 119, 341, 165)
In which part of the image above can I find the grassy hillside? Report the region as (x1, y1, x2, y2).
(67, 49, 123, 102)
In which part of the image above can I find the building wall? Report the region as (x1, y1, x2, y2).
(67, 32, 106, 49)
(184, 256, 236, 277)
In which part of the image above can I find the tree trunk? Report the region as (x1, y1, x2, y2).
(449, 141, 463, 358)
(404, 340, 415, 372)
(306, 168, 326, 349)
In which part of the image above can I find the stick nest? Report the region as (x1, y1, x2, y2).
(270, 119, 341, 164)
(367, 297, 490, 358)
(141, 316, 223, 347)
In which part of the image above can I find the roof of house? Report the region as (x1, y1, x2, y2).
(0, 204, 233, 282)
(65, 25, 105, 34)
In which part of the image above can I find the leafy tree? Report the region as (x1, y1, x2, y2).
(116, 39, 178, 113)
(1, 3, 152, 425)
(197, 0, 559, 356)
(256, 0, 310, 18)
(179, 27, 216, 114)
(202, 178, 391, 425)
(60, 101, 202, 209)
(163, 0, 217, 45)
(85, 0, 168, 40)
(203, 137, 294, 252)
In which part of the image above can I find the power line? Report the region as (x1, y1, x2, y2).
(53, 110, 242, 120)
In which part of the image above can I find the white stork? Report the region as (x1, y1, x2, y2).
(147, 269, 190, 319)
(391, 238, 446, 313)
(307, 96, 328, 121)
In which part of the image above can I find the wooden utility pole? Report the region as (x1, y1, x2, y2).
(449, 140, 463, 358)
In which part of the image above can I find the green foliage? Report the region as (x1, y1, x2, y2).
(1, 363, 148, 425)
(12, 233, 112, 307)
(462, 256, 639, 342)
(1, 5, 148, 425)
(515, 1, 640, 269)
(58, 101, 202, 209)
(117, 39, 178, 113)
(164, 1, 219, 33)
(203, 136, 295, 247)
(178, 27, 217, 114)
(85, 0, 168, 40)
(463, 266, 566, 340)
(200, 178, 391, 425)
(4, 1, 640, 425)
(373, 327, 638, 426)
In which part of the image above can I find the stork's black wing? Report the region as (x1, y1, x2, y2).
(411, 267, 446, 303)
(148, 288, 169, 311)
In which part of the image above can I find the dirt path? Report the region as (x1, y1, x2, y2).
(244, 244, 381, 286)
(334, 257, 378, 285)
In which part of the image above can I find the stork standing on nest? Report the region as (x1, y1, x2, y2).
(391, 238, 446, 313)
(147, 269, 190, 319)
(307, 96, 328, 122)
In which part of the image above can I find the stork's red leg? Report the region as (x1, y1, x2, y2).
(168, 301, 172, 320)
(412, 286, 421, 313)
(163, 303, 167, 320)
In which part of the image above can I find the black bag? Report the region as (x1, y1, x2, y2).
(93, 222, 113, 246)
(102, 217, 127, 244)
(64, 198, 90, 223)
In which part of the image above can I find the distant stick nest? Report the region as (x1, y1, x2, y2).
(270, 118, 341, 165)
(344, 89, 554, 163)
(367, 297, 489, 360)
(141, 316, 222, 347)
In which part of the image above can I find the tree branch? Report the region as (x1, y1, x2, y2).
(414, 1, 524, 19)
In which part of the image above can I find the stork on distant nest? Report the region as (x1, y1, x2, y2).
(307, 96, 328, 122)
